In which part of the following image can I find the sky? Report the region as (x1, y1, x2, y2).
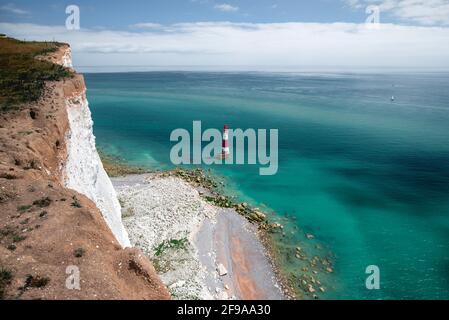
(1, 0, 449, 71)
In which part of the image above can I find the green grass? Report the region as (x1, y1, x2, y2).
(0, 226, 15, 239)
(71, 199, 82, 208)
(12, 235, 26, 243)
(0, 173, 17, 180)
(154, 238, 189, 257)
(17, 204, 32, 212)
(24, 274, 50, 288)
(0, 267, 13, 299)
(74, 247, 85, 258)
(0, 37, 73, 112)
(32, 197, 52, 208)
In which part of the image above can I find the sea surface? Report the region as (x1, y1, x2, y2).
(84, 71, 449, 299)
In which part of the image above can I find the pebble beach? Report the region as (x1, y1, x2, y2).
(111, 173, 284, 300)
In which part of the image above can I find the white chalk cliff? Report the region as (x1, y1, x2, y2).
(60, 49, 131, 248)
(61, 47, 73, 68)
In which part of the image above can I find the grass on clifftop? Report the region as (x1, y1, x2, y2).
(0, 36, 73, 112)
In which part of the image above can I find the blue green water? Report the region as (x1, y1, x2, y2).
(85, 72, 449, 300)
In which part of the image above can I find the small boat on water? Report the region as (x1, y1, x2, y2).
(391, 95, 395, 102)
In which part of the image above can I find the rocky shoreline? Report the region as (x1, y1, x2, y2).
(162, 168, 334, 299)
(165, 168, 296, 298)
(104, 160, 334, 300)
(111, 172, 285, 300)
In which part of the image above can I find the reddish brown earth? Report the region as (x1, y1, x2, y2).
(0, 45, 170, 300)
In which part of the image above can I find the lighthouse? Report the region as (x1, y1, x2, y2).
(222, 124, 230, 159)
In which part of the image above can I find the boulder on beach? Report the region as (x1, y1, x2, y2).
(254, 211, 266, 220)
(217, 263, 228, 276)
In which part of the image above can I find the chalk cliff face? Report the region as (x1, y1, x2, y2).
(61, 47, 73, 68)
(64, 81, 131, 248)
(0, 44, 169, 300)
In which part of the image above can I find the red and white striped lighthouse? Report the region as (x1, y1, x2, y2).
(222, 124, 229, 159)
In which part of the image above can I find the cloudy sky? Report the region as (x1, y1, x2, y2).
(1, 0, 449, 71)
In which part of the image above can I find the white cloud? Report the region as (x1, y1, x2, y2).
(345, 0, 364, 9)
(0, 3, 29, 15)
(1, 21, 449, 71)
(345, 0, 449, 25)
(130, 23, 163, 29)
(214, 3, 239, 12)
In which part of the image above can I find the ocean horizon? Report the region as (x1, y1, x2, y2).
(86, 71, 449, 300)
(77, 65, 449, 74)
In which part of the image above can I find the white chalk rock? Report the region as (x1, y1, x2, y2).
(217, 263, 228, 276)
(64, 93, 131, 248)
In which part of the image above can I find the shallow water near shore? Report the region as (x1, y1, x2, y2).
(86, 71, 449, 299)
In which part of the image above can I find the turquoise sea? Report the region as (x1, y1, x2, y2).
(85, 72, 449, 300)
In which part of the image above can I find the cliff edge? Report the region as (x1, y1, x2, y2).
(0, 39, 170, 299)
